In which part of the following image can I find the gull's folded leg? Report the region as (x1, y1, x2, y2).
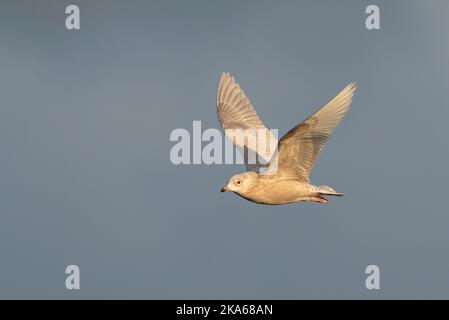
(309, 196, 328, 203)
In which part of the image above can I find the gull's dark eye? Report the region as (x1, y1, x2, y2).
(236, 180, 241, 185)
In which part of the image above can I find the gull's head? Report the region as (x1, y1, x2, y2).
(220, 172, 257, 194)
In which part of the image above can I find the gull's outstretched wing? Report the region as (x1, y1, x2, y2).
(216, 72, 278, 169)
(277, 82, 356, 182)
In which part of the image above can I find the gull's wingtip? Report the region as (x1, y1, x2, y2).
(348, 81, 357, 90)
(220, 72, 233, 79)
(341, 81, 357, 98)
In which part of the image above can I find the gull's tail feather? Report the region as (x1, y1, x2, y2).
(318, 185, 344, 197)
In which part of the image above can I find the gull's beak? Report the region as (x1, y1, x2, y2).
(220, 186, 229, 193)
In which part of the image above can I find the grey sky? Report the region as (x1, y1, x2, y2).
(0, 0, 448, 298)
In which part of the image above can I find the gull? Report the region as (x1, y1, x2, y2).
(217, 72, 356, 205)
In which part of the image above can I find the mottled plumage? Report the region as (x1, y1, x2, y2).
(217, 73, 356, 205)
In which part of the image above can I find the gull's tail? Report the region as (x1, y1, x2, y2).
(318, 185, 344, 197)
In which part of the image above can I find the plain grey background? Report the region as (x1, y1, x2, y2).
(0, 0, 448, 299)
